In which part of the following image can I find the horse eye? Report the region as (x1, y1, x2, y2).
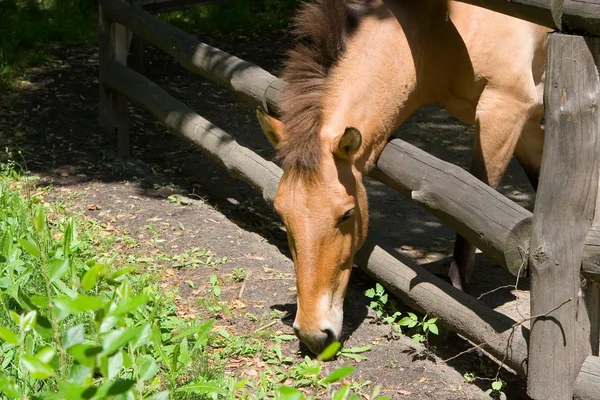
(340, 208, 355, 222)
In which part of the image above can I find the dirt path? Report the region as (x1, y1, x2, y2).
(0, 32, 535, 399)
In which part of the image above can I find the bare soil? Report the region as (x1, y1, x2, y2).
(0, 30, 536, 399)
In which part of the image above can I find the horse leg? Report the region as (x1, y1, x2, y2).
(448, 93, 533, 291)
(513, 118, 544, 191)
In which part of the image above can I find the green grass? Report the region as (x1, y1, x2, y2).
(0, 0, 299, 88)
(0, 156, 391, 399)
(0, 0, 97, 87)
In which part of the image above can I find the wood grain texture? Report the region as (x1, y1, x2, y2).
(527, 33, 600, 399)
(584, 225, 600, 279)
(101, 60, 530, 374)
(100, 0, 284, 116)
(574, 355, 600, 400)
(369, 140, 533, 276)
(98, 2, 130, 155)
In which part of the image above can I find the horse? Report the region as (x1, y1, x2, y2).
(256, 0, 550, 355)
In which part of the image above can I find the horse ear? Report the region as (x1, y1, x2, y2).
(256, 108, 286, 148)
(334, 127, 362, 159)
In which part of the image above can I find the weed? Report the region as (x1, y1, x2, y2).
(232, 267, 246, 282)
(209, 274, 221, 297)
(486, 379, 507, 400)
(364, 283, 403, 338)
(399, 313, 439, 348)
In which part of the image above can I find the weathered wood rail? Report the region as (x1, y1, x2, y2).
(98, 0, 600, 398)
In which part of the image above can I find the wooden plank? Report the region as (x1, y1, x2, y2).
(369, 140, 532, 276)
(564, 0, 600, 35)
(100, 0, 283, 115)
(98, 1, 117, 145)
(115, 23, 130, 157)
(101, 59, 531, 375)
(527, 33, 600, 399)
(583, 225, 600, 279)
(574, 355, 600, 400)
(141, 0, 230, 13)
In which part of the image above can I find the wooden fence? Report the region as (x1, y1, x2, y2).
(97, 0, 600, 398)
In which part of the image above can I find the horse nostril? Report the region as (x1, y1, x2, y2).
(322, 327, 337, 347)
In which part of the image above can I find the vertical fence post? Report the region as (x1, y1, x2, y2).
(527, 33, 600, 399)
(98, 0, 130, 157)
(128, 0, 144, 73)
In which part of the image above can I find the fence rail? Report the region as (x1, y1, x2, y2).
(97, 0, 600, 398)
(453, 0, 600, 36)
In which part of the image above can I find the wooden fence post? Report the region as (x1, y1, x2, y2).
(98, 0, 130, 156)
(527, 33, 600, 399)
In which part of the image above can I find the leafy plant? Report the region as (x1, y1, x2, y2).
(209, 274, 221, 297)
(364, 283, 402, 338)
(232, 267, 246, 282)
(398, 313, 439, 346)
(486, 379, 507, 400)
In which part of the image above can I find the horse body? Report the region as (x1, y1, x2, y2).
(258, 0, 551, 354)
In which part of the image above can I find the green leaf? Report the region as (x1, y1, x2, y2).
(36, 347, 56, 364)
(31, 295, 49, 308)
(131, 323, 152, 349)
(33, 204, 45, 233)
(340, 345, 372, 354)
(398, 317, 417, 328)
(213, 285, 221, 297)
(317, 341, 341, 361)
(19, 238, 40, 258)
(371, 384, 382, 399)
(138, 355, 159, 381)
(101, 326, 143, 356)
(53, 295, 104, 320)
(67, 344, 102, 368)
(427, 323, 439, 335)
(492, 381, 503, 391)
(107, 351, 124, 380)
(151, 391, 170, 400)
(320, 366, 355, 385)
(20, 355, 56, 379)
(62, 324, 85, 349)
(49, 258, 69, 282)
(108, 295, 148, 317)
(0, 327, 19, 345)
(210, 274, 217, 286)
(81, 268, 98, 292)
(21, 311, 37, 332)
(108, 265, 142, 280)
(68, 364, 93, 385)
(380, 293, 388, 304)
(276, 386, 305, 400)
(0, 375, 21, 398)
(176, 381, 225, 395)
(333, 385, 351, 400)
(364, 288, 375, 298)
(106, 379, 135, 396)
(171, 320, 214, 342)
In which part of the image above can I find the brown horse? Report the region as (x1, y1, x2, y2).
(257, 0, 550, 355)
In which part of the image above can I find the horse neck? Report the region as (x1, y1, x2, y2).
(322, 0, 447, 173)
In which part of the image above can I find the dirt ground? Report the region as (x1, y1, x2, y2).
(0, 29, 537, 399)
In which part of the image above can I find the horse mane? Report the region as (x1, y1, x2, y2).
(277, 0, 376, 178)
